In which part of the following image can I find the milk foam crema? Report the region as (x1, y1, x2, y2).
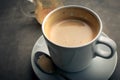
(46, 19, 95, 47)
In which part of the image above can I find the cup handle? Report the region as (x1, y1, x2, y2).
(94, 35, 117, 58)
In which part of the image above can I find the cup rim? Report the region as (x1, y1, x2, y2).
(42, 5, 102, 48)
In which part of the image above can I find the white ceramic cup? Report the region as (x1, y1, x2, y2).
(42, 5, 117, 72)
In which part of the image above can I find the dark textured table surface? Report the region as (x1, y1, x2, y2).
(0, 0, 120, 80)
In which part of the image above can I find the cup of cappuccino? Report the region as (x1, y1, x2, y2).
(41, 5, 117, 72)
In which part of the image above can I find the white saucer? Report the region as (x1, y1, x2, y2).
(31, 33, 117, 80)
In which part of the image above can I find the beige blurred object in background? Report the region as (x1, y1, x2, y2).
(34, 0, 63, 24)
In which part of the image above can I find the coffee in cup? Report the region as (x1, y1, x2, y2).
(45, 19, 98, 47)
(42, 5, 116, 72)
